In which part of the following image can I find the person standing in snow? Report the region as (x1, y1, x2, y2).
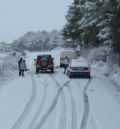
(19, 59, 27, 76)
(23, 59, 27, 71)
(63, 56, 69, 74)
(18, 58, 23, 76)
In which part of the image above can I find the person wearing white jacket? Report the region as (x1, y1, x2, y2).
(63, 56, 69, 74)
(19, 60, 27, 76)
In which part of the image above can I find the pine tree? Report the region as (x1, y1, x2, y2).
(79, 0, 99, 46)
(62, 0, 82, 47)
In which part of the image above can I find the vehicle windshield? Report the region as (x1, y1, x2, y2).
(70, 61, 89, 67)
(38, 55, 51, 59)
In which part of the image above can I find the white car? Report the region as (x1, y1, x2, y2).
(67, 59, 91, 78)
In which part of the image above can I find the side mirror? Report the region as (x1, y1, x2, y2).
(34, 59, 36, 61)
(52, 58, 54, 60)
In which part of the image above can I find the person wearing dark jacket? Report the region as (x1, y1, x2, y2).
(18, 58, 22, 76)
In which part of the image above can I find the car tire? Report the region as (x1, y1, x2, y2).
(36, 68, 39, 74)
(69, 75, 72, 78)
(68, 72, 72, 78)
(88, 75, 91, 79)
(87, 73, 91, 78)
(50, 68, 54, 73)
(51, 69, 54, 73)
(60, 64, 62, 67)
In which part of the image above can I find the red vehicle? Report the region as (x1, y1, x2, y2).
(35, 54, 54, 73)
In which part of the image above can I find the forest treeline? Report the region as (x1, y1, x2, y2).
(11, 30, 64, 51)
(4, 0, 120, 55)
(62, 0, 120, 51)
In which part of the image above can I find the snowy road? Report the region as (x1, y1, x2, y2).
(6, 68, 90, 129)
(11, 73, 37, 129)
(0, 50, 120, 129)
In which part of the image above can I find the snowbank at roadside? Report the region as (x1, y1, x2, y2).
(87, 70, 120, 129)
(83, 46, 120, 91)
(109, 70, 120, 89)
(0, 75, 32, 129)
(81, 46, 120, 129)
(92, 60, 108, 75)
(0, 52, 22, 86)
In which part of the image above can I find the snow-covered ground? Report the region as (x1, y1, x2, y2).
(0, 49, 120, 129)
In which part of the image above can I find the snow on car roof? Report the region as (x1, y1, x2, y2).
(70, 60, 89, 67)
(60, 50, 76, 54)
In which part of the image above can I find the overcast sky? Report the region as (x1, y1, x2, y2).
(0, 0, 72, 43)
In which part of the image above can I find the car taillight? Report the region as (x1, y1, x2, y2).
(36, 59, 40, 65)
(70, 67, 75, 71)
(84, 67, 91, 72)
(48, 58, 53, 65)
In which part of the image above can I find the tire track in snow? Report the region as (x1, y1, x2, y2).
(67, 85, 77, 129)
(58, 92, 67, 129)
(80, 79, 92, 129)
(50, 75, 68, 129)
(51, 74, 78, 129)
(27, 78, 48, 129)
(11, 73, 37, 129)
(34, 75, 69, 129)
(52, 75, 77, 129)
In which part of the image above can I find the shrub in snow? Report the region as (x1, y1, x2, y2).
(83, 46, 120, 87)
(87, 46, 109, 63)
(82, 46, 113, 76)
(0, 55, 19, 86)
(110, 70, 120, 89)
(92, 60, 108, 75)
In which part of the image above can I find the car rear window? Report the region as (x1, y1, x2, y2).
(60, 51, 77, 59)
(37, 55, 51, 59)
(70, 61, 89, 67)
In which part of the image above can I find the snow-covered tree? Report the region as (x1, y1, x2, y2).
(11, 30, 64, 51)
(62, 0, 82, 47)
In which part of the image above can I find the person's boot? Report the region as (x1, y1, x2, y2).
(19, 71, 21, 76)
